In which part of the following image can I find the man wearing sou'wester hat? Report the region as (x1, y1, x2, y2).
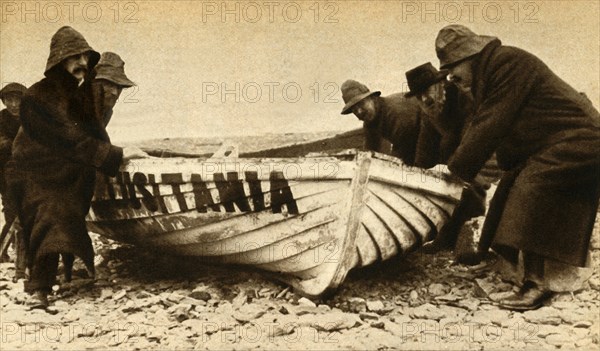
(435, 24, 600, 310)
(7, 27, 146, 309)
(79, 51, 136, 142)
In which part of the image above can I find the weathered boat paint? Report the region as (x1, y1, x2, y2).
(86, 150, 463, 297)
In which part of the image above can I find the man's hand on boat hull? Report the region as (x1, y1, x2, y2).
(122, 146, 150, 161)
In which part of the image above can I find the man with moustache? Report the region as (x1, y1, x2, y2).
(7, 27, 146, 309)
(435, 24, 600, 309)
(0, 83, 27, 276)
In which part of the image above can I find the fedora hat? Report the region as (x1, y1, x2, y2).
(94, 52, 135, 87)
(45, 26, 100, 75)
(404, 62, 448, 97)
(340, 80, 380, 115)
(436, 25, 497, 69)
(0, 82, 27, 99)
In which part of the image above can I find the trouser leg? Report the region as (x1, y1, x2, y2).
(523, 250, 545, 285)
(25, 253, 59, 294)
(0, 211, 16, 260)
(14, 220, 27, 280)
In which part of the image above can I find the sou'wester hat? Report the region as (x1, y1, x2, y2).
(45, 26, 100, 75)
(436, 25, 497, 69)
(94, 52, 135, 87)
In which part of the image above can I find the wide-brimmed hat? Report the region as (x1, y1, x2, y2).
(45, 26, 100, 75)
(0, 82, 27, 99)
(340, 80, 381, 115)
(94, 52, 135, 87)
(404, 63, 448, 97)
(436, 25, 497, 69)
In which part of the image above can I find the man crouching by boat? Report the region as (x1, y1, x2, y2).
(6, 26, 147, 310)
(403, 63, 501, 264)
(339, 79, 441, 168)
(435, 24, 600, 310)
(340, 78, 489, 258)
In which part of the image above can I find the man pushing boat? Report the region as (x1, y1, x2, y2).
(435, 24, 600, 310)
(6, 26, 147, 309)
(339, 77, 490, 264)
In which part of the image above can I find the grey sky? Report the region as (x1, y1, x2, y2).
(1, 0, 598, 143)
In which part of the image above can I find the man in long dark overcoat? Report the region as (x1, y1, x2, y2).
(436, 25, 600, 309)
(7, 27, 145, 308)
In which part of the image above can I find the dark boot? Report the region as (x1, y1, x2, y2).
(26, 289, 50, 310)
(497, 281, 552, 311)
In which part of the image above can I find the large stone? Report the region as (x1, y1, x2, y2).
(189, 290, 211, 301)
(359, 312, 380, 321)
(112, 289, 127, 301)
(468, 309, 510, 326)
(298, 297, 316, 308)
(428, 283, 447, 297)
(545, 333, 574, 346)
(232, 304, 266, 322)
(347, 297, 367, 313)
(304, 311, 360, 332)
(232, 291, 248, 308)
(559, 309, 590, 324)
(523, 307, 562, 326)
(409, 303, 445, 321)
(366, 300, 385, 313)
(457, 298, 481, 312)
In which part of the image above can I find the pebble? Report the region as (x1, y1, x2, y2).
(409, 290, 418, 301)
(366, 300, 385, 313)
(113, 289, 127, 301)
(410, 303, 445, 321)
(359, 312, 379, 321)
(523, 307, 562, 326)
(457, 298, 481, 312)
(189, 290, 211, 301)
(232, 304, 266, 322)
(298, 297, 316, 307)
(573, 320, 593, 328)
(575, 337, 594, 347)
(588, 276, 600, 290)
(370, 321, 385, 329)
(545, 333, 573, 346)
(347, 297, 367, 313)
(428, 283, 446, 297)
